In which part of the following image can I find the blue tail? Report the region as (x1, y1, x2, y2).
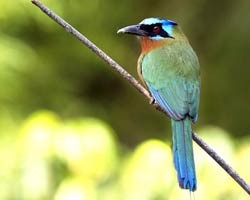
(171, 117, 197, 191)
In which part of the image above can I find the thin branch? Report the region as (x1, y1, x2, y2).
(192, 132, 250, 194)
(31, 0, 150, 99)
(31, 0, 250, 195)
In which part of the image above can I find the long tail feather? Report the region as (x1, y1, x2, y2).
(171, 117, 197, 191)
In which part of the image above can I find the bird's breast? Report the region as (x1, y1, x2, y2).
(138, 37, 172, 87)
(138, 40, 200, 89)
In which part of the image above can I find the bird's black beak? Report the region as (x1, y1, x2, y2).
(117, 24, 147, 36)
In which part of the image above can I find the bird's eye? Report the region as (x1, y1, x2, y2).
(152, 26, 161, 33)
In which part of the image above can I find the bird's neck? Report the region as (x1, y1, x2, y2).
(140, 37, 171, 55)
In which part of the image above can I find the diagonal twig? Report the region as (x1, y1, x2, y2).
(31, 0, 250, 195)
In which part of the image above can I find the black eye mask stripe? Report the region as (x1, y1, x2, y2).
(139, 23, 171, 38)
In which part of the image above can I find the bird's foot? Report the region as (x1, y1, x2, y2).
(149, 97, 155, 104)
(149, 97, 161, 110)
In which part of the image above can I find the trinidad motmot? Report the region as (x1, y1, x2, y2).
(118, 18, 200, 191)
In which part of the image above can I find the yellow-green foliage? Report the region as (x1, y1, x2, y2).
(0, 111, 248, 200)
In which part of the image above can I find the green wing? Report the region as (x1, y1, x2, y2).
(141, 41, 200, 122)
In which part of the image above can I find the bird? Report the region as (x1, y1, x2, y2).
(117, 17, 200, 191)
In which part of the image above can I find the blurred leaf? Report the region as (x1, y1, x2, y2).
(54, 178, 96, 200)
(121, 140, 174, 200)
(54, 118, 118, 181)
(19, 110, 60, 158)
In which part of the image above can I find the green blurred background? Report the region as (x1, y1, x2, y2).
(0, 0, 249, 199)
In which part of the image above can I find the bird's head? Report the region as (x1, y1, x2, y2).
(118, 18, 185, 54)
(117, 17, 178, 40)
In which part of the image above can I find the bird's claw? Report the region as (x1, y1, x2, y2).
(149, 97, 155, 104)
(149, 97, 162, 111)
